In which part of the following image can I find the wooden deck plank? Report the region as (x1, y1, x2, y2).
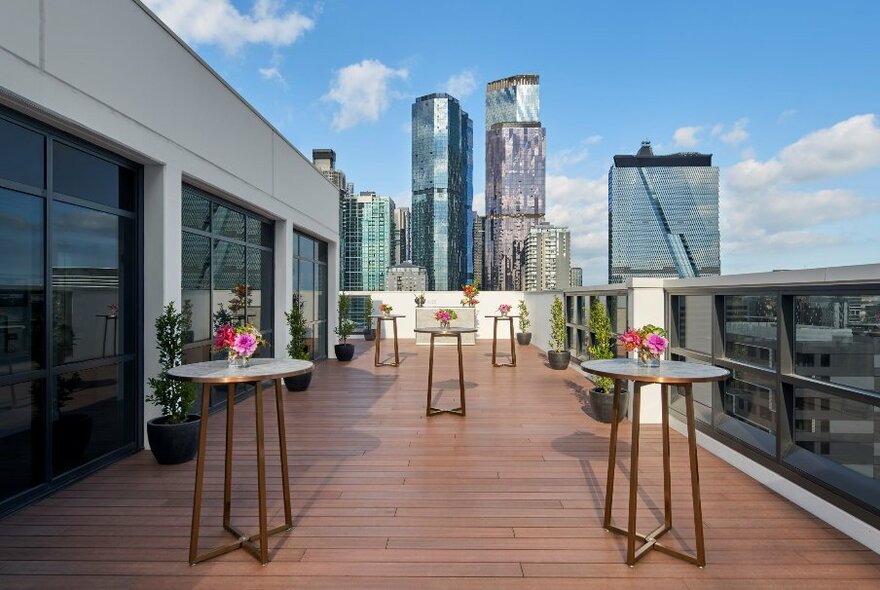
(0, 339, 876, 589)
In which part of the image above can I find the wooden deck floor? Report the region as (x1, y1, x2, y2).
(1, 340, 878, 589)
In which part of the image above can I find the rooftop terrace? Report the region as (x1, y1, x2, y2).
(1, 339, 877, 589)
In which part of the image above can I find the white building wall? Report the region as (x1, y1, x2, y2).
(0, 0, 340, 442)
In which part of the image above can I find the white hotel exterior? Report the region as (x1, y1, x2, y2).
(0, 0, 339, 513)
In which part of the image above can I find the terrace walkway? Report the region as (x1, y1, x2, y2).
(0, 340, 878, 589)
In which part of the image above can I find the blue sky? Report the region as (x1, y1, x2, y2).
(144, 0, 880, 284)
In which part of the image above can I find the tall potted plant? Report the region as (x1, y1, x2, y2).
(548, 295, 570, 369)
(516, 299, 532, 345)
(586, 300, 626, 422)
(334, 292, 355, 361)
(146, 302, 199, 465)
(363, 294, 376, 341)
(284, 293, 313, 391)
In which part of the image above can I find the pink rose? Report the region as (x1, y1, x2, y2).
(232, 332, 258, 357)
(645, 333, 668, 355)
(619, 329, 642, 351)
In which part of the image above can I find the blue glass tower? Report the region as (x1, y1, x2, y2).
(411, 93, 473, 290)
(608, 141, 720, 283)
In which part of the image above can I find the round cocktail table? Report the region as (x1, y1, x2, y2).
(413, 327, 477, 416)
(370, 314, 405, 367)
(484, 314, 519, 367)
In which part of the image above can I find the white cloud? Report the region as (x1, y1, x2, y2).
(548, 136, 603, 173)
(473, 192, 485, 216)
(778, 109, 797, 123)
(443, 69, 477, 99)
(143, 0, 314, 53)
(721, 114, 880, 257)
(258, 50, 287, 87)
(673, 126, 702, 147)
(719, 118, 750, 145)
(324, 59, 408, 131)
(545, 174, 609, 283)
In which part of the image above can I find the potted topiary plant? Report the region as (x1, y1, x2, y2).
(146, 302, 199, 465)
(547, 295, 570, 370)
(334, 292, 355, 361)
(586, 300, 627, 422)
(284, 293, 313, 391)
(363, 294, 376, 341)
(516, 299, 532, 345)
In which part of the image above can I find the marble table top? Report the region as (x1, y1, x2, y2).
(168, 358, 314, 384)
(413, 327, 478, 334)
(370, 314, 406, 319)
(484, 314, 520, 319)
(581, 358, 729, 384)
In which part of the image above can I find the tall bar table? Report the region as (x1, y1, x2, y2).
(168, 358, 313, 565)
(581, 358, 728, 568)
(484, 314, 518, 367)
(371, 314, 405, 367)
(414, 327, 477, 416)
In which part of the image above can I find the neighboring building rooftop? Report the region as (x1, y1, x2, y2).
(614, 140, 713, 167)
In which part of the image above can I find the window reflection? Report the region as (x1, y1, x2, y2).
(724, 295, 777, 368)
(293, 230, 328, 360)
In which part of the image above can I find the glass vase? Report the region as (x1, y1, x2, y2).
(638, 349, 661, 368)
(439, 320, 450, 330)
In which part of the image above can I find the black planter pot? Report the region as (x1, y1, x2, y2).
(548, 350, 571, 370)
(516, 332, 532, 345)
(363, 329, 376, 342)
(589, 387, 628, 423)
(284, 370, 313, 392)
(147, 415, 200, 465)
(334, 343, 355, 361)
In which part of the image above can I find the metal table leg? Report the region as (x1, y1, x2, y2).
(426, 333, 465, 416)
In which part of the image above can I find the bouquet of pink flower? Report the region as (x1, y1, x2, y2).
(379, 303, 393, 315)
(460, 284, 479, 306)
(213, 323, 266, 366)
(619, 324, 668, 367)
(434, 308, 458, 328)
(498, 304, 512, 315)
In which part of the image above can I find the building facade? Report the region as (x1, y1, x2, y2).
(385, 262, 428, 292)
(472, 212, 485, 287)
(411, 93, 473, 290)
(393, 206, 411, 265)
(570, 267, 583, 288)
(608, 141, 720, 284)
(0, 0, 339, 516)
(358, 192, 395, 291)
(525, 222, 571, 291)
(484, 75, 546, 291)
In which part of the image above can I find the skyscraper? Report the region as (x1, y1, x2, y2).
(411, 93, 473, 290)
(312, 149, 346, 191)
(472, 212, 485, 287)
(484, 75, 546, 291)
(357, 191, 395, 291)
(393, 207, 411, 264)
(313, 149, 356, 289)
(525, 222, 571, 291)
(570, 267, 583, 288)
(608, 141, 720, 283)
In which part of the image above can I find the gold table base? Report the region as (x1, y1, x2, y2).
(374, 316, 400, 367)
(190, 379, 292, 565)
(425, 332, 466, 416)
(604, 380, 706, 567)
(490, 316, 516, 367)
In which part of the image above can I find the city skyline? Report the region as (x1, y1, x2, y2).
(142, 0, 880, 284)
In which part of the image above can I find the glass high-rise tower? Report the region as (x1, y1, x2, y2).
(608, 141, 720, 283)
(411, 93, 473, 290)
(484, 74, 546, 291)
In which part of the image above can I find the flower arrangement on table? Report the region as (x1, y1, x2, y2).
(107, 303, 119, 318)
(379, 303, 393, 316)
(618, 324, 668, 367)
(460, 284, 479, 307)
(213, 323, 266, 368)
(434, 308, 458, 330)
(498, 303, 512, 317)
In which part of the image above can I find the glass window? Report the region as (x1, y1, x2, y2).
(718, 369, 776, 454)
(724, 295, 777, 368)
(0, 117, 44, 188)
(292, 230, 328, 360)
(0, 379, 44, 501)
(53, 142, 134, 211)
(674, 295, 712, 354)
(52, 361, 135, 476)
(182, 190, 211, 232)
(52, 202, 132, 364)
(299, 234, 316, 260)
(181, 233, 211, 343)
(212, 203, 245, 241)
(669, 354, 713, 425)
(785, 387, 880, 507)
(0, 189, 44, 374)
(794, 295, 880, 393)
